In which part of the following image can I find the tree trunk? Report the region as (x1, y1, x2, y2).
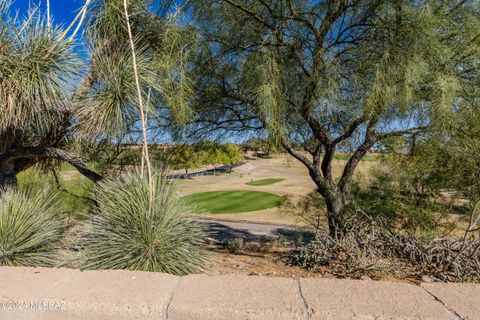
(0, 161, 16, 190)
(0, 147, 102, 190)
(324, 193, 346, 238)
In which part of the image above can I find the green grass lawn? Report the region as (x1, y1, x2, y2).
(245, 178, 285, 186)
(184, 190, 285, 214)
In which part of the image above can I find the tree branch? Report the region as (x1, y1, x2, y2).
(221, 0, 273, 29)
(0, 147, 103, 183)
(333, 115, 366, 144)
(376, 126, 428, 139)
(338, 134, 377, 193)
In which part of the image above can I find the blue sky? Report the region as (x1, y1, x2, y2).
(10, 1, 83, 25)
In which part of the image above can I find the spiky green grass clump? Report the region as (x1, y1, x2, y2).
(0, 188, 68, 266)
(81, 171, 208, 275)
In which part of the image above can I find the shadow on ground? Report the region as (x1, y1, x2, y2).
(201, 221, 314, 244)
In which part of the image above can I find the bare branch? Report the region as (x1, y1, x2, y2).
(0, 147, 102, 183)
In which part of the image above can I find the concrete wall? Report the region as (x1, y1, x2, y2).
(0, 267, 477, 320)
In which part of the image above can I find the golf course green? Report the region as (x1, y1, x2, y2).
(245, 178, 285, 186)
(185, 190, 285, 214)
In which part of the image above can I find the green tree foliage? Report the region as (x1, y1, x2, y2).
(221, 143, 243, 172)
(348, 104, 480, 235)
(1, 1, 208, 273)
(190, 0, 480, 234)
(243, 137, 278, 158)
(170, 145, 201, 177)
(78, 0, 196, 138)
(362, 105, 480, 234)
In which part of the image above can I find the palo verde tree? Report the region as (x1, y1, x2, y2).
(190, 0, 480, 235)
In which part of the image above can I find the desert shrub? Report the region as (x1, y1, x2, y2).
(292, 231, 306, 247)
(0, 188, 68, 267)
(258, 237, 274, 253)
(288, 212, 384, 277)
(289, 208, 480, 281)
(349, 171, 454, 234)
(223, 237, 245, 253)
(283, 169, 460, 235)
(81, 171, 208, 275)
(274, 236, 289, 247)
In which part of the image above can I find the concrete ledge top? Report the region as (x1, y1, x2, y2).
(0, 267, 476, 320)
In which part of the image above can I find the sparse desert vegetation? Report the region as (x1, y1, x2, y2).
(1, 0, 480, 284)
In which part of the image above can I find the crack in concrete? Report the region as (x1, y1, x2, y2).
(163, 276, 182, 320)
(419, 285, 464, 320)
(295, 279, 313, 319)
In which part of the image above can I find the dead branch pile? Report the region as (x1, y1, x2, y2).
(289, 211, 480, 281)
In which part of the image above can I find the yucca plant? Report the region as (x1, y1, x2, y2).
(81, 170, 208, 275)
(0, 188, 68, 266)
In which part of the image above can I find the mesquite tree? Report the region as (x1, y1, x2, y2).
(190, 0, 480, 235)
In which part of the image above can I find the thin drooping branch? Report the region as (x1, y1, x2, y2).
(221, 0, 273, 29)
(376, 126, 428, 139)
(280, 140, 316, 173)
(0, 147, 102, 182)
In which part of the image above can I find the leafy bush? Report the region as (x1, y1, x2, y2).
(0, 188, 68, 266)
(81, 171, 208, 275)
(349, 171, 454, 234)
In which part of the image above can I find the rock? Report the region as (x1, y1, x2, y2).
(360, 275, 372, 281)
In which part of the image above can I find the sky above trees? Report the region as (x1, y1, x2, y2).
(10, 0, 79, 25)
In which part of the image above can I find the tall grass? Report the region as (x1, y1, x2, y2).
(81, 170, 208, 275)
(0, 188, 68, 266)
